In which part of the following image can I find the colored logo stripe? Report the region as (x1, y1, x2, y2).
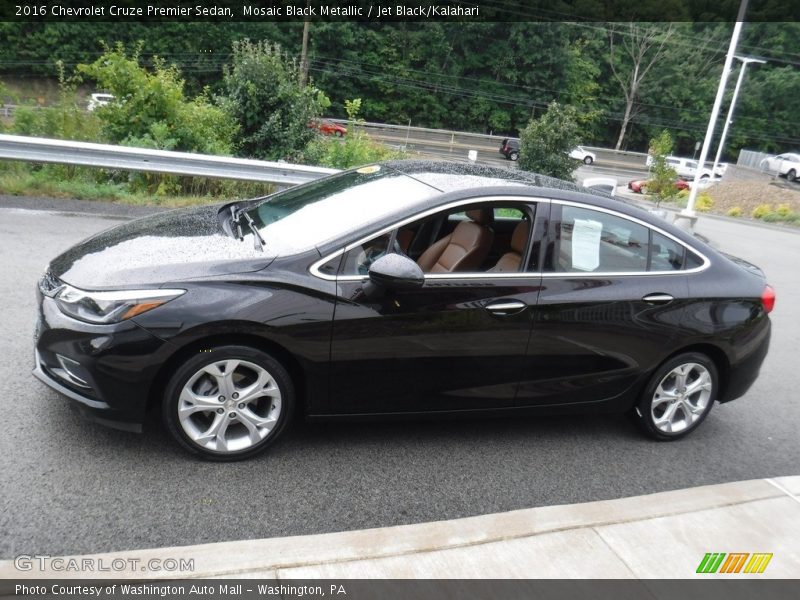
(697, 553, 726, 573)
(744, 553, 773, 574)
(696, 552, 772, 574)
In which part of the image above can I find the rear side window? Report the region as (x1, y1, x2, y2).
(649, 231, 685, 271)
(554, 206, 649, 273)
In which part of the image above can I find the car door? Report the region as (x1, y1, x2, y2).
(325, 199, 545, 415)
(516, 201, 694, 408)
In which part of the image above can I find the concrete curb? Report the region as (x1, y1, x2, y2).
(3, 477, 798, 579)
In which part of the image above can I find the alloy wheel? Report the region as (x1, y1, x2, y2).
(650, 362, 713, 434)
(177, 359, 282, 453)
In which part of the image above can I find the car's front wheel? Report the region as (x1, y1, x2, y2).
(583, 156, 593, 165)
(633, 352, 718, 440)
(509, 151, 519, 161)
(162, 345, 294, 460)
(787, 169, 797, 182)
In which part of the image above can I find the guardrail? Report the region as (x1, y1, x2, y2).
(0, 134, 338, 185)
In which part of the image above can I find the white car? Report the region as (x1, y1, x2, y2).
(87, 93, 114, 112)
(759, 153, 800, 182)
(569, 146, 596, 165)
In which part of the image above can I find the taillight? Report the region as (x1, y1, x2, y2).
(761, 285, 775, 313)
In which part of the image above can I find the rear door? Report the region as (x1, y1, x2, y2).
(517, 201, 695, 408)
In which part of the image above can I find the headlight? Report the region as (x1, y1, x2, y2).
(55, 285, 185, 324)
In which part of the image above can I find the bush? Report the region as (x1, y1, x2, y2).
(79, 43, 236, 155)
(647, 130, 679, 203)
(695, 192, 714, 212)
(727, 206, 743, 217)
(776, 203, 792, 217)
(301, 98, 407, 169)
(518, 101, 581, 181)
(222, 39, 328, 161)
(752, 204, 772, 219)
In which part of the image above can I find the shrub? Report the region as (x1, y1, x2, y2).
(79, 43, 236, 155)
(695, 192, 714, 212)
(727, 206, 743, 217)
(752, 204, 772, 219)
(776, 203, 792, 217)
(647, 130, 679, 203)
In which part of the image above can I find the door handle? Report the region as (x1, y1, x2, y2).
(484, 300, 527, 316)
(642, 293, 674, 304)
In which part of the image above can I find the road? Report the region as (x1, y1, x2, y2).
(1, 196, 798, 559)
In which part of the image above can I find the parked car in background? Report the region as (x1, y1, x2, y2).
(628, 178, 689, 194)
(87, 93, 114, 111)
(34, 161, 773, 459)
(309, 120, 347, 137)
(759, 153, 800, 182)
(499, 138, 520, 161)
(582, 176, 617, 196)
(570, 146, 596, 164)
(646, 156, 726, 179)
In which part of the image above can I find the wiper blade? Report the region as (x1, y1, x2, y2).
(229, 205, 265, 252)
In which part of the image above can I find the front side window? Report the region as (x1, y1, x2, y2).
(338, 202, 536, 276)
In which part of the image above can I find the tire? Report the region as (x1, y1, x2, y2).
(334, 130, 344, 138)
(509, 151, 519, 161)
(583, 156, 593, 165)
(162, 345, 295, 461)
(788, 169, 797, 182)
(632, 352, 718, 441)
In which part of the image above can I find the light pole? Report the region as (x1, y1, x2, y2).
(679, 0, 749, 228)
(711, 55, 766, 176)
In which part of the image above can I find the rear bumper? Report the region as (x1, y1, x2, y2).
(719, 318, 772, 403)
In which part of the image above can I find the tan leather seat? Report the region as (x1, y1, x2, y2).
(417, 209, 494, 273)
(488, 219, 529, 273)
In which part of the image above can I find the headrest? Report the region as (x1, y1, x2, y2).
(511, 219, 529, 253)
(466, 208, 493, 226)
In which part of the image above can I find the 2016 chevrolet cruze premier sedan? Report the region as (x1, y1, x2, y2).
(34, 161, 774, 460)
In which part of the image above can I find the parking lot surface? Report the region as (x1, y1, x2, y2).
(1, 197, 798, 558)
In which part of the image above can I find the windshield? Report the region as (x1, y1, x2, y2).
(246, 166, 440, 255)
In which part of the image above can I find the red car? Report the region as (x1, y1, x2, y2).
(309, 120, 347, 137)
(627, 178, 689, 194)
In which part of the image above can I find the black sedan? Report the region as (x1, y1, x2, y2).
(34, 161, 774, 460)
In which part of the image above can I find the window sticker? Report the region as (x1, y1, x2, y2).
(571, 218, 602, 271)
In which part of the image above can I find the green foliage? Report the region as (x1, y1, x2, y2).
(646, 130, 679, 203)
(222, 39, 327, 160)
(302, 98, 407, 169)
(517, 102, 581, 180)
(727, 206, 743, 217)
(78, 43, 236, 155)
(694, 192, 714, 212)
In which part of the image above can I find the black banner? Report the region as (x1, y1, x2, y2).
(1, 0, 799, 23)
(2, 580, 800, 600)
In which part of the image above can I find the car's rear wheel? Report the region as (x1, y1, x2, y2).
(334, 130, 343, 138)
(162, 345, 294, 460)
(509, 151, 519, 161)
(788, 169, 797, 182)
(633, 352, 718, 441)
(583, 156, 593, 165)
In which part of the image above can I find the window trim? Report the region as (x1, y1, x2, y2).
(309, 196, 711, 282)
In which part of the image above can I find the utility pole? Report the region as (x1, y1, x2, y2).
(711, 55, 766, 176)
(679, 0, 749, 228)
(299, 0, 311, 87)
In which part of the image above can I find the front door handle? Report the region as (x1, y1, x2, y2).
(484, 300, 527, 316)
(642, 293, 674, 304)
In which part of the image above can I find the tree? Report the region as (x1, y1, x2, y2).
(518, 101, 581, 180)
(646, 129, 679, 202)
(222, 39, 328, 160)
(609, 23, 674, 150)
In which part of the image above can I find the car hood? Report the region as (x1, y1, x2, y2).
(49, 204, 275, 289)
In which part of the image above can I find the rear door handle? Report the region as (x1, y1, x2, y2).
(484, 300, 527, 316)
(642, 293, 674, 304)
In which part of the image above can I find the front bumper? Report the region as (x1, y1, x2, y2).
(33, 293, 171, 431)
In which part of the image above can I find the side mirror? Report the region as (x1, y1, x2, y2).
(368, 253, 424, 290)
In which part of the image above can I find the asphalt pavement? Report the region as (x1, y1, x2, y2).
(1, 195, 798, 559)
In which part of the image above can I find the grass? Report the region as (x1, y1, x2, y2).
(0, 164, 276, 208)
